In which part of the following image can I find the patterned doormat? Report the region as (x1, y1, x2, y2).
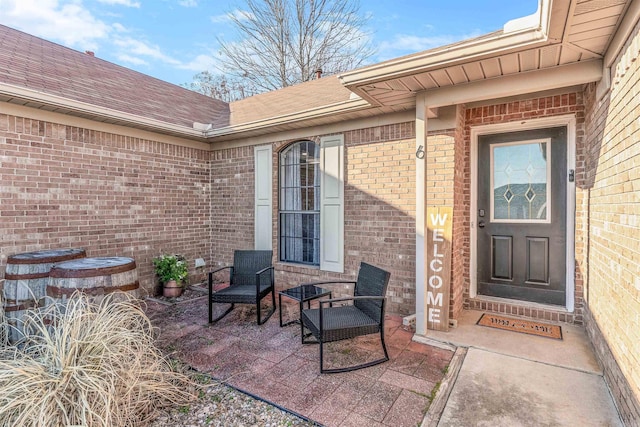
(477, 313, 563, 340)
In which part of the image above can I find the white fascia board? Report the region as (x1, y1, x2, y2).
(205, 97, 371, 137)
(0, 83, 205, 138)
(340, 28, 548, 89)
(340, 0, 553, 91)
(604, 0, 640, 68)
(503, 0, 549, 33)
(423, 60, 602, 108)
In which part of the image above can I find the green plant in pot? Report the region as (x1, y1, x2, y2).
(153, 254, 188, 298)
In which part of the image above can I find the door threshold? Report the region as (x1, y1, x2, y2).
(471, 295, 571, 313)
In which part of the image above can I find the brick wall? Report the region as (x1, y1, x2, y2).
(209, 146, 255, 267)
(462, 91, 586, 324)
(0, 113, 212, 295)
(451, 104, 468, 319)
(344, 123, 416, 315)
(581, 18, 640, 423)
(210, 122, 418, 315)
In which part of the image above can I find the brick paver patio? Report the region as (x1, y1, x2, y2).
(146, 290, 453, 427)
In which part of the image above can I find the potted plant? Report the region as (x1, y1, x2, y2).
(153, 254, 188, 298)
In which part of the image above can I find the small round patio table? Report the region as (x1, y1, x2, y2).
(278, 284, 332, 327)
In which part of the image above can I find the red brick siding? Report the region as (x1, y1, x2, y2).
(210, 122, 418, 315)
(209, 146, 255, 267)
(581, 18, 640, 423)
(461, 91, 586, 324)
(451, 104, 468, 319)
(0, 114, 211, 295)
(344, 125, 416, 315)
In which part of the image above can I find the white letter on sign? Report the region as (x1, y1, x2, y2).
(427, 291, 443, 306)
(429, 275, 443, 289)
(430, 213, 448, 226)
(428, 308, 441, 322)
(433, 243, 444, 258)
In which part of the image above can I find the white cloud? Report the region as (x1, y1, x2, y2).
(376, 31, 482, 61)
(0, 0, 214, 81)
(96, 0, 140, 7)
(116, 53, 148, 65)
(0, 0, 112, 50)
(176, 54, 214, 71)
(111, 38, 213, 73)
(178, 0, 197, 7)
(210, 9, 252, 24)
(209, 14, 227, 24)
(113, 37, 181, 65)
(112, 22, 127, 32)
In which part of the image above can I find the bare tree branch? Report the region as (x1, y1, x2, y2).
(216, 0, 374, 93)
(182, 71, 258, 102)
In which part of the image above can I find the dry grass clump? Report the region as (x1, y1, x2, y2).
(0, 292, 197, 427)
(0, 292, 7, 347)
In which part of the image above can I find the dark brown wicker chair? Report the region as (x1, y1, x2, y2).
(208, 250, 275, 325)
(300, 262, 391, 373)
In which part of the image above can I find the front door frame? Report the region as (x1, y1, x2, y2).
(470, 115, 576, 312)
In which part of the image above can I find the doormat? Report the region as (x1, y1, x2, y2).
(477, 313, 562, 340)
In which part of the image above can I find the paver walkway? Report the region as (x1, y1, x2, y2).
(145, 293, 453, 427)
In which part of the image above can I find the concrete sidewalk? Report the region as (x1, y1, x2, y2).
(416, 310, 623, 426)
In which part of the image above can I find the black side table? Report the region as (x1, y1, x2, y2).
(279, 284, 332, 327)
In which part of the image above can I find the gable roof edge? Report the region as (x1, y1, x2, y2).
(206, 96, 371, 138)
(0, 82, 207, 139)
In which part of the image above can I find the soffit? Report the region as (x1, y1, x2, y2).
(341, 0, 631, 108)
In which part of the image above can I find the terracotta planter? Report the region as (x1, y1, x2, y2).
(163, 280, 183, 298)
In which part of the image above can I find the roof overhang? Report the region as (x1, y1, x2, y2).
(422, 59, 602, 108)
(0, 82, 209, 141)
(337, 0, 621, 109)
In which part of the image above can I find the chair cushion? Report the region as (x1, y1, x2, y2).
(211, 284, 272, 304)
(301, 305, 381, 343)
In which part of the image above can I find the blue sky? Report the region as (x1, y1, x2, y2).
(0, 0, 538, 88)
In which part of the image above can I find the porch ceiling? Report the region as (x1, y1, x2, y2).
(341, 0, 631, 108)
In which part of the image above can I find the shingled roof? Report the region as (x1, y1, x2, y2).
(0, 24, 229, 129)
(229, 75, 354, 126)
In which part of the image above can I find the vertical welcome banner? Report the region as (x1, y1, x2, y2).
(426, 206, 452, 332)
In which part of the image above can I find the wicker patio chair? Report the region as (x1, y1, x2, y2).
(208, 250, 275, 325)
(300, 262, 391, 374)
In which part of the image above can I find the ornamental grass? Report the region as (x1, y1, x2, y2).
(0, 293, 7, 347)
(0, 292, 196, 427)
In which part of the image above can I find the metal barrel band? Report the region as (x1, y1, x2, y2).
(3, 298, 45, 312)
(47, 282, 139, 297)
(4, 272, 50, 280)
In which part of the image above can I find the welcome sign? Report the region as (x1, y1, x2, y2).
(426, 206, 452, 332)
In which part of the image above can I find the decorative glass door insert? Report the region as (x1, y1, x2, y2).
(491, 139, 551, 223)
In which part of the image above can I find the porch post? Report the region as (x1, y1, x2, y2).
(415, 93, 428, 335)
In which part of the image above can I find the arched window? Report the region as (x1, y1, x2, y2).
(279, 141, 320, 265)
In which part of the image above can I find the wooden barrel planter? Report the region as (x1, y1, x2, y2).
(3, 248, 86, 343)
(47, 257, 139, 308)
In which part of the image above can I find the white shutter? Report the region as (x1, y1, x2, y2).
(320, 135, 344, 273)
(254, 145, 272, 250)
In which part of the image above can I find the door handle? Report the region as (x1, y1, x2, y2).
(478, 220, 485, 228)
